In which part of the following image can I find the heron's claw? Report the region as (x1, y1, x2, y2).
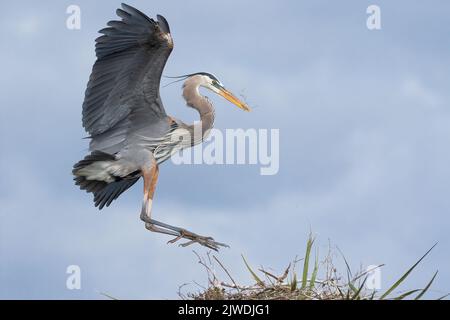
(168, 229, 229, 251)
(141, 216, 229, 250)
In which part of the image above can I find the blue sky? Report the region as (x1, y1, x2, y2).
(1, 0, 449, 299)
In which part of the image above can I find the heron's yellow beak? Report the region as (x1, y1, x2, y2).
(218, 88, 251, 112)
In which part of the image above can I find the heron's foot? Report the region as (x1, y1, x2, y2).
(168, 228, 229, 251)
(140, 215, 229, 251)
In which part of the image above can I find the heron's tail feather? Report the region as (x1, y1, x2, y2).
(73, 151, 140, 209)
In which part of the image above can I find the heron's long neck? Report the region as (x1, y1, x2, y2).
(182, 81, 215, 146)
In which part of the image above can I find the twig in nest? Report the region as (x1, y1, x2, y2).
(213, 255, 239, 291)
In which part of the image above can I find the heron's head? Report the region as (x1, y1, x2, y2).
(197, 72, 251, 111)
(174, 72, 251, 112)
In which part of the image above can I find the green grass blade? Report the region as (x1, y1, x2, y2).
(349, 282, 359, 293)
(301, 235, 314, 289)
(336, 285, 345, 299)
(338, 247, 353, 278)
(345, 285, 354, 300)
(414, 271, 438, 300)
(291, 272, 298, 292)
(393, 289, 421, 300)
(338, 247, 353, 292)
(309, 250, 319, 290)
(99, 292, 118, 300)
(380, 243, 437, 300)
(241, 254, 264, 287)
(351, 276, 368, 300)
(437, 293, 450, 300)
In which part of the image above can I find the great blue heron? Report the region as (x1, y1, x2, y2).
(73, 3, 250, 250)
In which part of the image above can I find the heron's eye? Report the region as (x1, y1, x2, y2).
(212, 80, 224, 89)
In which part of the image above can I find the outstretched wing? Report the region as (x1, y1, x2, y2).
(82, 3, 173, 149)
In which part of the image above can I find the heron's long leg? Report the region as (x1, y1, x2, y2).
(139, 163, 178, 237)
(139, 162, 228, 251)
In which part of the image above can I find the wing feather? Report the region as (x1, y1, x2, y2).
(82, 3, 173, 146)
